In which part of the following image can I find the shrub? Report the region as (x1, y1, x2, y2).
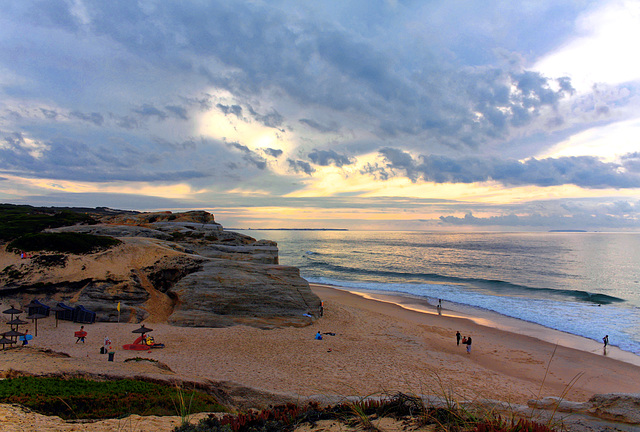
(0, 204, 96, 241)
(7, 232, 121, 254)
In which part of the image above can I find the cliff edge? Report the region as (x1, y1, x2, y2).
(0, 208, 320, 328)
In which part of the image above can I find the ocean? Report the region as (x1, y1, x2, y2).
(238, 230, 640, 357)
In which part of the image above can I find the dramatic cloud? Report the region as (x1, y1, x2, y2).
(308, 149, 354, 168)
(262, 148, 283, 158)
(287, 159, 315, 175)
(0, 1, 638, 229)
(376, 149, 640, 189)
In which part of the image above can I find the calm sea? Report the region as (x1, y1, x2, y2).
(237, 230, 640, 356)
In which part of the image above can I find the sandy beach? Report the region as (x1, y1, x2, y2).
(2, 283, 640, 409)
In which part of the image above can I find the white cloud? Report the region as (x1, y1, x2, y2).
(538, 117, 640, 161)
(533, 0, 640, 93)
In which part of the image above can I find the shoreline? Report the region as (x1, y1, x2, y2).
(314, 283, 640, 368)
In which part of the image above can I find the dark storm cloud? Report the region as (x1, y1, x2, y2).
(287, 159, 315, 175)
(376, 149, 640, 189)
(308, 149, 354, 167)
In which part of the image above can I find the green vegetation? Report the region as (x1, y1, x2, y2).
(0, 376, 227, 420)
(7, 232, 121, 254)
(0, 204, 96, 241)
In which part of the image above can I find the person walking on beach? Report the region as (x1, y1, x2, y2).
(465, 336, 472, 354)
(22, 329, 29, 346)
(456, 331, 461, 346)
(76, 325, 86, 343)
(603, 335, 609, 348)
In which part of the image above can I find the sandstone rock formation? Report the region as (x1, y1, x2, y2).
(0, 210, 320, 328)
(528, 393, 640, 425)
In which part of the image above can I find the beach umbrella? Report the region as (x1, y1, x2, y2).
(0, 336, 16, 350)
(49, 305, 65, 327)
(6, 318, 28, 330)
(2, 306, 23, 319)
(132, 325, 153, 334)
(3, 329, 25, 342)
(27, 313, 47, 337)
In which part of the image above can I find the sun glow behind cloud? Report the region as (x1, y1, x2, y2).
(533, 0, 640, 94)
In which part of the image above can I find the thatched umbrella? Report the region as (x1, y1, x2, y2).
(27, 313, 47, 337)
(49, 305, 65, 328)
(2, 306, 23, 320)
(6, 317, 28, 328)
(3, 329, 25, 342)
(0, 336, 16, 350)
(132, 325, 153, 334)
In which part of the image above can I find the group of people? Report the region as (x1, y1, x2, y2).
(456, 331, 472, 353)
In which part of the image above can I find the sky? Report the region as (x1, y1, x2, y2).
(1, 0, 639, 231)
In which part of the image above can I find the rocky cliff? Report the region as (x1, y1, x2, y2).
(0, 210, 320, 328)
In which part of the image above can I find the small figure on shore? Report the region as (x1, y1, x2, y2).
(438, 299, 442, 308)
(456, 331, 461, 346)
(603, 335, 609, 348)
(461, 336, 467, 345)
(75, 325, 86, 343)
(320, 301, 324, 317)
(315, 331, 323, 340)
(466, 336, 472, 354)
(22, 329, 29, 346)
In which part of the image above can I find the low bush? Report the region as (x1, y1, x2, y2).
(0, 204, 96, 241)
(7, 232, 121, 254)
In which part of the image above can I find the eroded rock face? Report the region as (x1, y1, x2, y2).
(0, 210, 318, 327)
(588, 393, 640, 424)
(528, 393, 640, 425)
(168, 259, 320, 328)
(48, 221, 278, 265)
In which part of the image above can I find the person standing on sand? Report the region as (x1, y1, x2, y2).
(466, 336, 472, 354)
(456, 331, 461, 346)
(603, 335, 609, 348)
(22, 329, 29, 346)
